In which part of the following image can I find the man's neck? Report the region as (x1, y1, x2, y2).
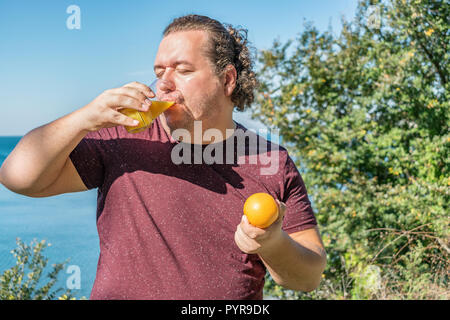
(159, 115, 236, 145)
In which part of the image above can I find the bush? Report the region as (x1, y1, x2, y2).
(259, 0, 449, 300)
(0, 238, 75, 300)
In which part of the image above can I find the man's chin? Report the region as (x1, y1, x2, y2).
(162, 109, 193, 132)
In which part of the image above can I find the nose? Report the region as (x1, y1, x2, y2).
(156, 78, 175, 96)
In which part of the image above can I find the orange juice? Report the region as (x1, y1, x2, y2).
(121, 101, 175, 133)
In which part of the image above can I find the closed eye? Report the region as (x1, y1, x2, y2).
(154, 67, 164, 78)
(177, 69, 192, 74)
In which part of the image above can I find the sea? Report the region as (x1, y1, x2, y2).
(0, 136, 99, 299)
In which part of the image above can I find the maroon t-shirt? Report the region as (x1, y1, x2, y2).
(69, 116, 316, 300)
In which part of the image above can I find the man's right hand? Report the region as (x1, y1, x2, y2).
(0, 81, 156, 197)
(81, 81, 156, 132)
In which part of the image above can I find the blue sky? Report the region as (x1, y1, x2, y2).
(0, 0, 359, 136)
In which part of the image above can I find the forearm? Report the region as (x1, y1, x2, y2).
(0, 107, 90, 194)
(258, 231, 327, 292)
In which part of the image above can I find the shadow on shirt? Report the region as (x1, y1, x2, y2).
(83, 135, 279, 205)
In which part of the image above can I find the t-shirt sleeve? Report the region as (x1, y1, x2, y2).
(281, 154, 317, 234)
(69, 131, 106, 190)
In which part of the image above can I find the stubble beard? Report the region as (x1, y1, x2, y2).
(164, 92, 218, 136)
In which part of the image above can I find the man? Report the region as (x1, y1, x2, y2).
(0, 15, 326, 299)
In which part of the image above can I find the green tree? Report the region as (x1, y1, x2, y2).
(0, 238, 75, 300)
(258, 0, 449, 299)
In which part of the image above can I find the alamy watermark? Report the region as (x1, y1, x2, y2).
(66, 265, 81, 290)
(170, 121, 281, 176)
(66, 5, 81, 30)
(367, 5, 381, 30)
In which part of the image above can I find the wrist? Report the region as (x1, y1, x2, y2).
(258, 229, 288, 257)
(75, 104, 98, 134)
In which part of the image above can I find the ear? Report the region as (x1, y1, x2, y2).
(222, 64, 237, 97)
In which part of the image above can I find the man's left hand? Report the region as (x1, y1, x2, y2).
(234, 200, 286, 254)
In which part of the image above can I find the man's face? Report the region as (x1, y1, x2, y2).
(154, 30, 226, 132)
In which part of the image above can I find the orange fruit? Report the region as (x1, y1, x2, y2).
(243, 193, 279, 228)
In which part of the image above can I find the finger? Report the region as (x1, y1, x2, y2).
(275, 199, 286, 222)
(107, 94, 147, 111)
(123, 81, 155, 98)
(240, 215, 265, 239)
(237, 223, 257, 245)
(235, 225, 258, 251)
(113, 87, 152, 105)
(110, 110, 140, 127)
(234, 228, 251, 252)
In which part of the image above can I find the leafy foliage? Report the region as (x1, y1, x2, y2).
(259, 0, 449, 299)
(0, 238, 75, 300)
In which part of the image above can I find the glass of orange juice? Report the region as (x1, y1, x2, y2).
(120, 79, 175, 133)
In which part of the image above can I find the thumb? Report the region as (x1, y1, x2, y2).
(275, 199, 286, 223)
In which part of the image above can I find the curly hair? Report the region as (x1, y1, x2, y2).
(163, 14, 258, 111)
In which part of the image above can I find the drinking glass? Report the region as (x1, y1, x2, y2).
(121, 79, 175, 133)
